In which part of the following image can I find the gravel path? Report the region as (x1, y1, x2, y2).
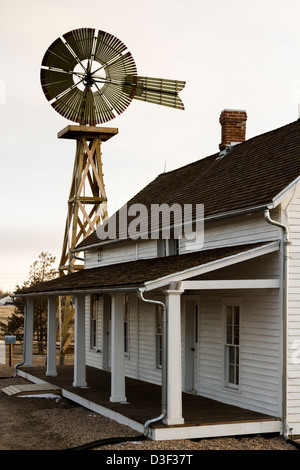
(0, 376, 298, 452)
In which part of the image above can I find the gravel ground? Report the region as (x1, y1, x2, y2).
(0, 376, 298, 453)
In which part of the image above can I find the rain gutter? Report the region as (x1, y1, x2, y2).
(13, 286, 140, 298)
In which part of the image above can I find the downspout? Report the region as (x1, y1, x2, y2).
(264, 208, 290, 440)
(138, 288, 167, 437)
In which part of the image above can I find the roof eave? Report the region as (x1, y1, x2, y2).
(14, 285, 142, 298)
(271, 175, 300, 208)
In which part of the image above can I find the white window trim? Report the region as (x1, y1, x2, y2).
(157, 238, 180, 257)
(90, 294, 101, 350)
(222, 297, 242, 391)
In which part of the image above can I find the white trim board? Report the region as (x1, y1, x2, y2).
(181, 279, 280, 290)
(151, 420, 281, 441)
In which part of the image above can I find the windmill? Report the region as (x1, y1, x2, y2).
(40, 27, 185, 361)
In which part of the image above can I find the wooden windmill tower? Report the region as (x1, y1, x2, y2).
(57, 125, 117, 276)
(40, 27, 185, 361)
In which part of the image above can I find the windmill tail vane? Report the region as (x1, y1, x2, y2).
(40, 28, 186, 126)
(123, 75, 185, 111)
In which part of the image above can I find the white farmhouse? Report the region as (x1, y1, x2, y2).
(16, 109, 300, 441)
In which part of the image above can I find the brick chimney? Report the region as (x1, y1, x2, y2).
(219, 109, 247, 151)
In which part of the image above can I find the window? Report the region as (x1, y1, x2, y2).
(90, 294, 100, 349)
(225, 304, 240, 387)
(156, 305, 163, 368)
(157, 238, 179, 257)
(124, 294, 129, 355)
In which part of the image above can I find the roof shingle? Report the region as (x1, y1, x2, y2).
(15, 243, 269, 295)
(77, 119, 300, 250)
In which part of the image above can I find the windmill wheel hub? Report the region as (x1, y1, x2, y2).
(84, 71, 95, 87)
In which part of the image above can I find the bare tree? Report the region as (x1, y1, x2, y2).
(1, 252, 57, 352)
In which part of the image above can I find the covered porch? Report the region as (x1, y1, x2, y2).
(15, 240, 282, 440)
(17, 364, 281, 441)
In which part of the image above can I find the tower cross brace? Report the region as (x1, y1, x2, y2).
(58, 125, 118, 276)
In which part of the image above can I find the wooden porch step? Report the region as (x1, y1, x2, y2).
(1, 383, 61, 397)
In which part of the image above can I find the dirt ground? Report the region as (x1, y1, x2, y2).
(0, 371, 298, 454)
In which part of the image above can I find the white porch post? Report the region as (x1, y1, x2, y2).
(164, 289, 184, 425)
(46, 296, 57, 377)
(110, 293, 127, 403)
(24, 297, 34, 367)
(73, 295, 87, 387)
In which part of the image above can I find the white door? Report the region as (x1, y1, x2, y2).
(184, 299, 199, 392)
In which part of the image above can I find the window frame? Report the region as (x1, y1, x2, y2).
(223, 298, 242, 390)
(90, 294, 100, 350)
(157, 238, 180, 257)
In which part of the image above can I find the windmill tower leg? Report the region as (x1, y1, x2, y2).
(57, 125, 118, 363)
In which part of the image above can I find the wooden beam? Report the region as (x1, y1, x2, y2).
(58, 125, 118, 142)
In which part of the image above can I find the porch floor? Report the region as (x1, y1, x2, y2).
(17, 365, 281, 441)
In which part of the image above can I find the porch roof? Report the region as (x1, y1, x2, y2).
(14, 241, 279, 297)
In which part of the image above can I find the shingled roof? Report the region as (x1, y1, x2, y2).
(77, 119, 300, 250)
(15, 243, 270, 296)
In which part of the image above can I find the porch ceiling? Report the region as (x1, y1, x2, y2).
(14, 241, 279, 297)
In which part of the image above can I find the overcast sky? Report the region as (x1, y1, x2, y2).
(1, 0, 300, 292)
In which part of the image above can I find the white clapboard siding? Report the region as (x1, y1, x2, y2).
(197, 289, 281, 417)
(137, 239, 158, 260)
(85, 241, 137, 269)
(287, 183, 300, 434)
(84, 239, 158, 269)
(181, 212, 280, 253)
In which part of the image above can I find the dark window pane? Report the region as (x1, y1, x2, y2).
(227, 325, 232, 344)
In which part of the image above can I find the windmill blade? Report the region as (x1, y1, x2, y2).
(92, 52, 137, 115)
(41, 37, 78, 71)
(100, 82, 133, 116)
(93, 90, 116, 124)
(51, 88, 84, 123)
(104, 51, 137, 81)
(124, 76, 186, 110)
(41, 68, 75, 101)
(63, 28, 96, 63)
(94, 30, 128, 66)
(51, 85, 116, 125)
(81, 85, 116, 125)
